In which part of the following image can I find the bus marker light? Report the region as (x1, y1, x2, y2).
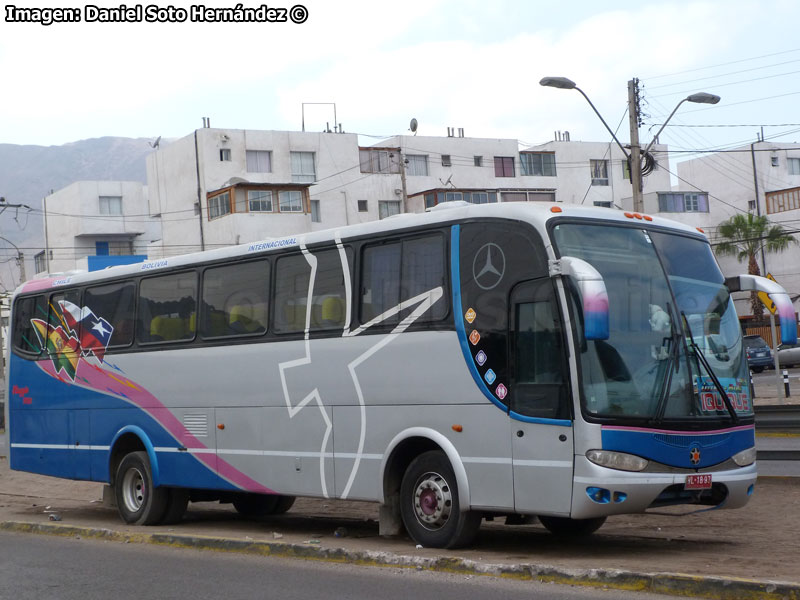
(696, 227, 705, 233)
(624, 212, 634, 219)
(613, 491, 627, 503)
(217, 424, 225, 430)
(586, 487, 610, 504)
(633, 213, 643, 219)
(643, 215, 653, 221)
(452, 425, 463, 432)
(550, 206, 562, 213)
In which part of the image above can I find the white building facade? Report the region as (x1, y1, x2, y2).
(37, 180, 161, 275)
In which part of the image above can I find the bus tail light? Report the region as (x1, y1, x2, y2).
(586, 449, 648, 472)
(732, 447, 756, 466)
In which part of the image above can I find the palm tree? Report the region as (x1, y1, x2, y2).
(715, 212, 797, 323)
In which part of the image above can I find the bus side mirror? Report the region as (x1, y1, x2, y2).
(551, 256, 609, 340)
(726, 274, 798, 344)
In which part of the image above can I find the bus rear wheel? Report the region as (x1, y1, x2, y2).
(538, 515, 606, 536)
(115, 451, 169, 525)
(400, 451, 481, 549)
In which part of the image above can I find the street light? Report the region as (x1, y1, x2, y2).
(642, 92, 721, 156)
(540, 76, 720, 212)
(539, 77, 630, 159)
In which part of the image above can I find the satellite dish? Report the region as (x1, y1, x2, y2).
(409, 118, 418, 135)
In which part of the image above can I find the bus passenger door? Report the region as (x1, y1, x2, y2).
(509, 278, 574, 516)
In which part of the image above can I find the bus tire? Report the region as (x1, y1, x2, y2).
(161, 488, 190, 524)
(538, 515, 606, 536)
(400, 450, 481, 549)
(115, 451, 169, 525)
(232, 493, 295, 516)
(272, 495, 296, 514)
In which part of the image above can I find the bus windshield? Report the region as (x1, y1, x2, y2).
(552, 223, 751, 424)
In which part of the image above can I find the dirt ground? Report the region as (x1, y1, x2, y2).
(0, 457, 798, 584)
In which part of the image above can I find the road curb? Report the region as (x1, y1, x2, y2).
(2, 520, 799, 599)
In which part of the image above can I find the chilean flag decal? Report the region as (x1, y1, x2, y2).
(58, 300, 114, 361)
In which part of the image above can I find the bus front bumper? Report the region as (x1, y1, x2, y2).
(569, 456, 758, 519)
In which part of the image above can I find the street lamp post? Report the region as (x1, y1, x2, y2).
(539, 77, 720, 212)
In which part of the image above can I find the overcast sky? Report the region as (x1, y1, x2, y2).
(2, 0, 800, 154)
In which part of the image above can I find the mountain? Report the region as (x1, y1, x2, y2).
(0, 136, 156, 205)
(0, 136, 158, 290)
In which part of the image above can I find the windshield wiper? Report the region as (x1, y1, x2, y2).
(651, 302, 682, 425)
(681, 311, 739, 424)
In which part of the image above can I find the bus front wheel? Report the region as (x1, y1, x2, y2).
(538, 515, 607, 536)
(400, 451, 481, 549)
(114, 451, 169, 525)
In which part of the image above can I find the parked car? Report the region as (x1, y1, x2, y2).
(744, 335, 773, 372)
(778, 343, 800, 368)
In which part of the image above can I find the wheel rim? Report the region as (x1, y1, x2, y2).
(121, 467, 146, 513)
(412, 471, 452, 531)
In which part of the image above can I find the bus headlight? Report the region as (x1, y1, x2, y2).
(586, 449, 648, 472)
(732, 447, 757, 467)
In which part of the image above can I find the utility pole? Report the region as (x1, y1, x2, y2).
(628, 78, 644, 213)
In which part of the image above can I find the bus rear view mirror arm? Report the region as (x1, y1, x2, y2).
(550, 256, 609, 341)
(725, 274, 797, 344)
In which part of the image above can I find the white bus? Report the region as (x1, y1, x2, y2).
(6, 202, 795, 548)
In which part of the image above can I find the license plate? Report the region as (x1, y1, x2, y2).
(685, 474, 712, 490)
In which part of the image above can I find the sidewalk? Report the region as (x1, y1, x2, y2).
(0, 457, 798, 599)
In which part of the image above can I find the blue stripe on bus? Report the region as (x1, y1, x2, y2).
(450, 225, 508, 413)
(601, 425, 755, 469)
(450, 225, 570, 427)
(8, 358, 238, 491)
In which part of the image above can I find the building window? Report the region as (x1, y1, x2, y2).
(748, 199, 757, 211)
(209, 191, 232, 219)
(474, 156, 482, 167)
(220, 148, 231, 162)
(593, 200, 613, 208)
(528, 191, 556, 202)
(406, 154, 428, 176)
(501, 192, 527, 202)
(789, 157, 800, 175)
(494, 156, 515, 177)
(359, 149, 400, 174)
(622, 158, 631, 180)
(358, 200, 368, 212)
(424, 193, 436, 209)
(246, 150, 271, 172)
(34, 250, 46, 274)
(771, 155, 779, 167)
(657, 192, 709, 213)
(290, 151, 316, 183)
(96, 241, 109, 256)
(444, 192, 462, 202)
(766, 187, 800, 214)
(379, 200, 401, 219)
(279, 190, 304, 212)
(441, 154, 452, 167)
(590, 160, 609, 186)
(464, 191, 496, 204)
(248, 190, 273, 212)
(99, 196, 122, 215)
(311, 200, 321, 222)
(520, 152, 556, 176)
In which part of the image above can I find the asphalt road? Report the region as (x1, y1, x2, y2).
(0, 531, 673, 600)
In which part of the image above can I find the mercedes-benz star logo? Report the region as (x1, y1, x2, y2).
(472, 243, 506, 290)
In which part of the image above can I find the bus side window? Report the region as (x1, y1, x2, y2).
(201, 260, 270, 338)
(84, 281, 136, 349)
(12, 295, 47, 355)
(137, 272, 198, 343)
(360, 234, 446, 327)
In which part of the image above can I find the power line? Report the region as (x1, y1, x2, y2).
(644, 48, 800, 80)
